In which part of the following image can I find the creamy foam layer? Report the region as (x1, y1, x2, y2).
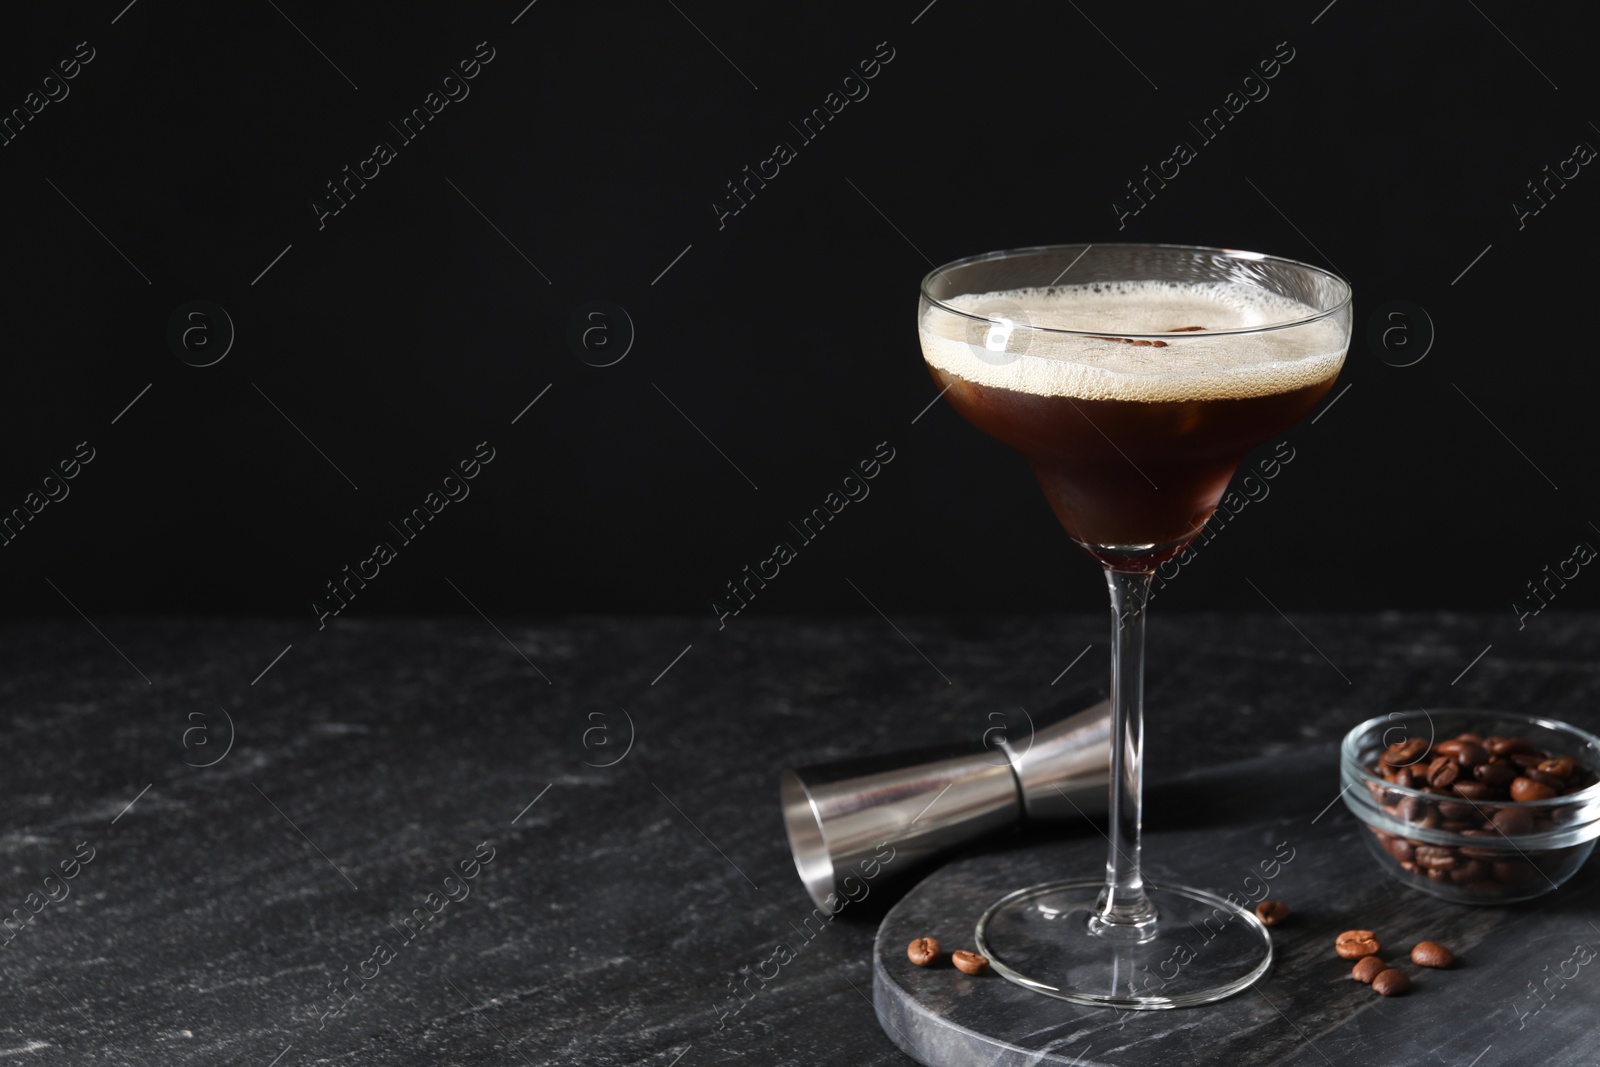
(919, 280, 1346, 402)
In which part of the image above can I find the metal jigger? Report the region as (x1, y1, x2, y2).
(781, 695, 1111, 909)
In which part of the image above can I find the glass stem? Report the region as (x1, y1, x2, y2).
(1090, 567, 1159, 938)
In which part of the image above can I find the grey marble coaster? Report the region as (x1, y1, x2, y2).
(870, 755, 1600, 1067)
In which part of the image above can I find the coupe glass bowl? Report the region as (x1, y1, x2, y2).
(1341, 710, 1600, 904)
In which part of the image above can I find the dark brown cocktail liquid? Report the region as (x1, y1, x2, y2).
(920, 282, 1344, 569)
(928, 369, 1336, 567)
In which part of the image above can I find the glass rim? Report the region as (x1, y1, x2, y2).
(1340, 708, 1600, 810)
(919, 242, 1354, 339)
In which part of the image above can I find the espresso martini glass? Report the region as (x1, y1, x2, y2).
(918, 243, 1352, 1008)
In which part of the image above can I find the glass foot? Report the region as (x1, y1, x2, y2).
(974, 879, 1272, 1009)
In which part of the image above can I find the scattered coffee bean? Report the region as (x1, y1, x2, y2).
(1510, 777, 1558, 802)
(1411, 941, 1455, 968)
(1255, 900, 1289, 926)
(1351, 956, 1386, 983)
(1372, 969, 1412, 996)
(951, 950, 988, 975)
(1336, 930, 1382, 960)
(907, 937, 940, 966)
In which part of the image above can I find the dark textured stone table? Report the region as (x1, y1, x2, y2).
(2, 614, 1596, 1066)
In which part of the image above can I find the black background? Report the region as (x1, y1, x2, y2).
(2, 0, 1596, 630)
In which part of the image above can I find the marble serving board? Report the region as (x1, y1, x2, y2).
(873, 753, 1600, 1067)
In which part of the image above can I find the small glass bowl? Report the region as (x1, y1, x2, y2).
(1341, 710, 1600, 904)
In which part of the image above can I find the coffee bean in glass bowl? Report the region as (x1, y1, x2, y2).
(1342, 711, 1600, 904)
